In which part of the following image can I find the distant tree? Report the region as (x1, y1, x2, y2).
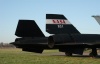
(0, 42, 3, 47)
(0, 42, 15, 48)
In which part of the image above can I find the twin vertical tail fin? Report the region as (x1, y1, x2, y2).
(46, 14, 80, 34)
(16, 14, 80, 37)
(92, 16, 100, 25)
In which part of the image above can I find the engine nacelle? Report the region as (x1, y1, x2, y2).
(48, 34, 73, 48)
(48, 34, 100, 48)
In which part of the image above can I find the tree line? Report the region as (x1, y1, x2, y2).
(0, 42, 15, 48)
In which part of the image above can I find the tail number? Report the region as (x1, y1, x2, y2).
(52, 20, 65, 24)
(58, 25, 63, 28)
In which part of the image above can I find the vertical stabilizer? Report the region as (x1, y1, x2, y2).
(46, 14, 80, 34)
(92, 15, 100, 25)
(15, 20, 45, 37)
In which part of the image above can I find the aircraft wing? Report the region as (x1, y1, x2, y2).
(55, 42, 100, 45)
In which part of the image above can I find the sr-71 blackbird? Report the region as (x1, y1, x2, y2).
(11, 14, 100, 57)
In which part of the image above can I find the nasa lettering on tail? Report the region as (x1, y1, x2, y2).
(46, 14, 80, 34)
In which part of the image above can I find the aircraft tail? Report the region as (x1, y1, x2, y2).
(46, 14, 80, 34)
(92, 15, 100, 25)
(15, 20, 45, 37)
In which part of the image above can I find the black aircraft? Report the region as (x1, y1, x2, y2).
(11, 14, 100, 57)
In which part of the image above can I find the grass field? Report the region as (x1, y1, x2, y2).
(0, 48, 100, 64)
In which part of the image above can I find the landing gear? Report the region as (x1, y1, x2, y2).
(89, 48, 98, 57)
(65, 52, 72, 56)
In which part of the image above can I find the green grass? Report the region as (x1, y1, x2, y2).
(0, 48, 100, 64)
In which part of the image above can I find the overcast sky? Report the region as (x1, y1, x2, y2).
(0, 0, 100, 43)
